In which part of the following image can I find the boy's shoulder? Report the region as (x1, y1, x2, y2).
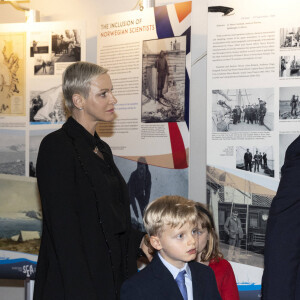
(120, 257, 168, 300)
(122, 254, 167, 286)
(121, 256, 162, 294)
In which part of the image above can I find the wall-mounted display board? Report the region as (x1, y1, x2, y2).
(0, 21, 86, 279)
(96, 1, 191, 231)
(207, 0, 300, 298)
(97, 1, 191, 170)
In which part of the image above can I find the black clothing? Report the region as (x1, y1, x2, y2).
(263, 153, 267, 168)
(121, 254, 221, 300)
(262, 135, 300, 299)
(155, 54, 169, 98)
(232, 108, 238, 124)
(259, 105, 266, 125)
(34, 117, 143, 300)
(249, 107, 255, 124)
(244, 151, 252, 171)
(254, 154, 260, 172)
(290, 97, 298, 116)
(127, 165, 151, 219)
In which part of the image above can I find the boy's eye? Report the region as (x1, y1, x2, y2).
(177, 234, 183, 239)
(192, 228, 198, 235)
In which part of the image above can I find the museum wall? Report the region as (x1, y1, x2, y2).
(0, 0, 207, 298)
(0, 0, 207, 201)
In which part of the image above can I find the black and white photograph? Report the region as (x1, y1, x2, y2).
(141, 36, 186, 123)
(29, 129, 55, 177)
(207, 166, 274, 267)
(212, 88, 274, 132)
(0, 129, 25, 176)
(236, 146, 274, 178)
(280, 55, 300, 77)
(34, 54, 54, 75)
(51, 29, 81, 63)
(279, 86, 300, 119)
(0, 175, 42, 255)
(279, 134, 299, 175)
(30, 32, 49, 57)
(280, 27, 300, 48)
(30, 85, 66, 124)
(114, 155, 188, 231)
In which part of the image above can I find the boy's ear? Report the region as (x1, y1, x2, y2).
(150, 235, 162, 251)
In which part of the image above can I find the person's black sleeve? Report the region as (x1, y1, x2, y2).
(262, 137, 300, 299)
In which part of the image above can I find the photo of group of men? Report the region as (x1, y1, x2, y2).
(232, 101, 267, 126)
(212, 88, 274, 132)
(243, 149, 268, 172)
(236, 146, 274, 178)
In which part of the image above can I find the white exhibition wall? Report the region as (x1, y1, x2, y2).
(0, 0, 208, 202)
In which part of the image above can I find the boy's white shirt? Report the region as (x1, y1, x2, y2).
(158, 252, 194, 300)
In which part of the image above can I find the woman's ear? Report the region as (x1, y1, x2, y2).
(72, 94, 84, 110)
(150, 236, 162, 251)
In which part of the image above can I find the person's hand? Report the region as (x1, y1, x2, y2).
(140, 234, 155, 262)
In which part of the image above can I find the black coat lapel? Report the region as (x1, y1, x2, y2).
(150, 255, 185, 300)
(190, 262, 203, 300)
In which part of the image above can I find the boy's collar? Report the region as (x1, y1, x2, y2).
(157, 252, 192, 280)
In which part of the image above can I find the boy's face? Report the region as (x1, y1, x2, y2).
(150, 222, 198, 269)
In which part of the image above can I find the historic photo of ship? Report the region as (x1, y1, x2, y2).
(212, 88, 274, 132)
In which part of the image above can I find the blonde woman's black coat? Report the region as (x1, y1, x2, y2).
(33, 117, 143, 300)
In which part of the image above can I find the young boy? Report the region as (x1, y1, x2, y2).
(121, 195, 221, 300)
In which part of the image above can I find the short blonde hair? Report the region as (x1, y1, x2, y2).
(62, 61, 108, 112)
(143, 195, 198, 236)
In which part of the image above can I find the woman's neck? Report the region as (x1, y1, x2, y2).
(72, 114, 97, 135)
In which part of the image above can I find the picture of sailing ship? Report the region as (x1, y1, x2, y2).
(212, 88, 274, 132)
